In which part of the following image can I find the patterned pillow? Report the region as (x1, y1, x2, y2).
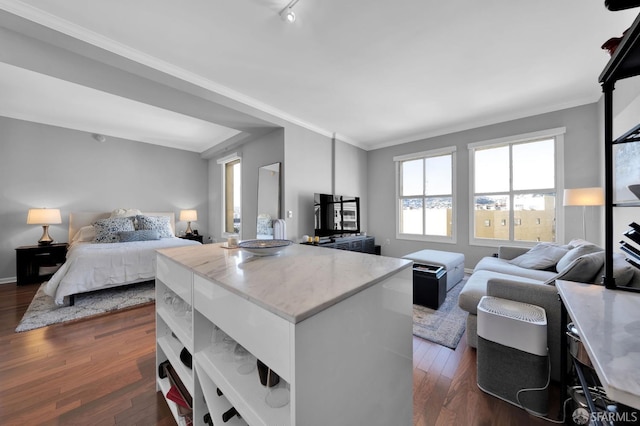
(136, 215, 173, 238)
(118, 230, 160, 242)
(93, 217, 135, 243)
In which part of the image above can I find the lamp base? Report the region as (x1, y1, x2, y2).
(185, 222, 193, 236)
(38, 225, 54, 245)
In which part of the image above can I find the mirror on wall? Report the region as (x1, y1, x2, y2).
(256, 162, 281, 239)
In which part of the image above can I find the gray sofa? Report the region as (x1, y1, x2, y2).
(458, 239, 640, 382)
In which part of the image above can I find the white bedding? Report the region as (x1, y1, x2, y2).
(44, 237, 200, 305)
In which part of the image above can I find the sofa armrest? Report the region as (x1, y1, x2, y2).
(486, 278, 563, 382)
(497, 245, 529, 260)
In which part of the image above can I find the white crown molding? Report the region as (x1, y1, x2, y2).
(0, 0, 365, 149)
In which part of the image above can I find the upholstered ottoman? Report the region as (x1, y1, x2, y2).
(403, 249, 465, 291)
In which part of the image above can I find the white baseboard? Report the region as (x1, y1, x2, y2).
(0, 277, 17, 285)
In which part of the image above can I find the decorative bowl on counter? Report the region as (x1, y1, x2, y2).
(238, 239, 293, 256)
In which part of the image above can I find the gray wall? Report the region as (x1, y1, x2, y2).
(283, 127, 369, 241)
(206, 124, 369, 244)
(335, 139, 369, 234)
(367, 103, 603, 269)
(284, 126, 333, 240)
(0, 116, 208, 282)
(208, 129, 285, 241)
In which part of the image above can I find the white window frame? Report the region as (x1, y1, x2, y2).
(217, 152, 242, 238)
(394, 146, 457, 243)
(468, 127, 566, 248)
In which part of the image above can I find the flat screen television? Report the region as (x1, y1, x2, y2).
(314, 193, 360, 237)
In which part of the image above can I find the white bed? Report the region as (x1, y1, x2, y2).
(44, 211, 201, 306)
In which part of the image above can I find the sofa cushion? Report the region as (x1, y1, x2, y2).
(545, 251, 605, 284)
(474, 257, 558, 281)
(556, 244, 603, 273)
(568, 238, 594, 248)
(458, 270, 542, 315)
(593, 253, 636, 287)
(509, 243, 570, 270)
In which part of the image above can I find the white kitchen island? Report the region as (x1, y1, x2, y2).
(155, 242, 413, 426)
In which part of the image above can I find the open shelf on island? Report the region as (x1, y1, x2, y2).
(157, 304, 192, 353)
(157, 335, 194, 397)
(194, 349, 290, 426)
(195, 362, 248, 426)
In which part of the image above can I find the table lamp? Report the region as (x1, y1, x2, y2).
(27, 208, 62, 245)
(180, 210, 197, 235)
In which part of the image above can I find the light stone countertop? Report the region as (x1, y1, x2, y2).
(557, 280, 640, 410)
(157, 242, 412, 324)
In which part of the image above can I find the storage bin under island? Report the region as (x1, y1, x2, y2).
(155, 242, 414, 426)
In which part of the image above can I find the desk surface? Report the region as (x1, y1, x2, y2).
(557, 280, 640, 410)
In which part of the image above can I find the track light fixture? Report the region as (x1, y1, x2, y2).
(279, 0, 300, 23)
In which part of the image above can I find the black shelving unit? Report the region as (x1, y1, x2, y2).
(599, 10, 640, 292)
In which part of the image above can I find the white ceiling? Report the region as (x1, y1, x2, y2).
(0, 62, 241, 152)
(0, 0, 637, 152)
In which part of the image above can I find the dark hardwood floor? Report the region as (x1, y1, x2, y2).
(0, 282, 563, 425)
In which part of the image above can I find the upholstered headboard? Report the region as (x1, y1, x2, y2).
(68, 212, 176, 242)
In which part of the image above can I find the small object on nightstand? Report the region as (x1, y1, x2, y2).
(180, 234, 203, 243)
(15, 243, 68, 285)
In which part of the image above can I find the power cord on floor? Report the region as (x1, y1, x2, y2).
(515, 349, 572, 424)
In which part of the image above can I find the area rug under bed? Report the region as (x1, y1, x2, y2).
(412, 277, 467, 349)
(15, 281, 155, 332)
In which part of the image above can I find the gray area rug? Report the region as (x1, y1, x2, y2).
(15, 281, 155, 332)
(413, 277, 467, 349)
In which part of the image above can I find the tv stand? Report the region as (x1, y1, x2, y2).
(305, 235, 376, 254)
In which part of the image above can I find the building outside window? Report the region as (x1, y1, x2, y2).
(395, 146, 456, 243)
(469, 128, 565, 246)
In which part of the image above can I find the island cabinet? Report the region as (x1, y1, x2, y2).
(155, 243, 413, 426)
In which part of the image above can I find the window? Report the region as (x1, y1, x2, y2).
(395, 147, 456, 242)
(469, 128, 565, 246)
(218, 154, 242, 236)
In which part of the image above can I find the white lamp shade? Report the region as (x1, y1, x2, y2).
(563, 187, 604, 206)
(27, 208, 62, 225)
(180, 209, 198, 222)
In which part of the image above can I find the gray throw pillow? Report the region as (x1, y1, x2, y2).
(556, 244, 603, 273)
(118, 230, 161, 242)
(612, 253, 635, 286)
(509, 243, 570, 270)
(546, 251, 605, 284)
(592, 253, 635, 287)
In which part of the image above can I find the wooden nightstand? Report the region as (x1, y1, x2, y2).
(15, 243, 68, 286)
(180, 234, 203, 243)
